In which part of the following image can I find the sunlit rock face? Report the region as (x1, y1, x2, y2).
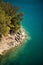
(0, 27, 29, 55)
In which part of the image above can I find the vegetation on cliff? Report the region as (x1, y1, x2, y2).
(0, 0, 24, 38)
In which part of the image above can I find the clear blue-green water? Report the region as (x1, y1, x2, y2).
(0, 0, 43, 65)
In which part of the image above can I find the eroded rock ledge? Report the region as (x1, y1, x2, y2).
(0, 27, 29, 55)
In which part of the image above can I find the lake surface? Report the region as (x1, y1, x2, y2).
(0, 0, 43, 65)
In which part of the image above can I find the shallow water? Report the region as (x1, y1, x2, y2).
(0, 0, 43, 65)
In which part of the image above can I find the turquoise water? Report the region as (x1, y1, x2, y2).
(0, 0, 43, 65)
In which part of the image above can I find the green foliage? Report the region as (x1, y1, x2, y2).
(0, 8, 11, 36)
(0, 1, 24, 37)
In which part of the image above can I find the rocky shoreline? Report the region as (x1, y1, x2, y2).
(0, 27, 29, 55)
